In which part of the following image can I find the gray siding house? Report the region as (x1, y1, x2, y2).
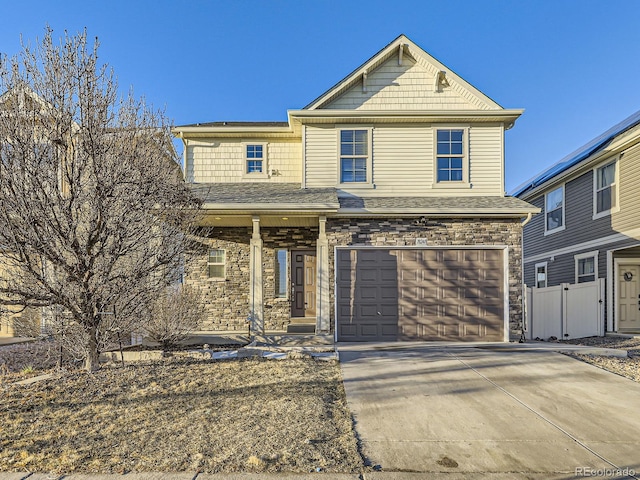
(514, 111, 640, 334)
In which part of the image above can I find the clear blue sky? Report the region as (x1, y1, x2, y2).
(2, 0, 640, 192)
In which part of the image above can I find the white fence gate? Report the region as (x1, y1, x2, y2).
(525, 279, 605, 340)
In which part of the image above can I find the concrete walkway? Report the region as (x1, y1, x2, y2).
(338, 342, 640, 479)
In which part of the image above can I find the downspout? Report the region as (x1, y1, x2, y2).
(520, 212, 533, 342)
(177, 132, 188, 181)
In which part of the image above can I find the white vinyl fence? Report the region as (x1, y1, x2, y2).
(525, 279, 605, 340)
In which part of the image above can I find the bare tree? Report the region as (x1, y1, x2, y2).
(144, 285, 207, 352)
(0, 28, 200, 371)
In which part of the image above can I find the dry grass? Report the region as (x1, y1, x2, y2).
(0, 357, 362, 474)
(0, 341, 77, 383)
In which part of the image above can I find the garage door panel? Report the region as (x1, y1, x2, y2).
(380, 268, 398, 282)
(337, 248, 505, 342)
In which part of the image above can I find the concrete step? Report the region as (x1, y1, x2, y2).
(287, 323, 316, 334)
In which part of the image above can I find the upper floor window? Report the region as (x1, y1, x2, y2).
(208, 249, 225, 279)
(243, 143, 267, 177)
(436, 129, 464, 182)
(545, 185, 564, 234)
(340, 129, 370, 183)
(594, 160, 617, 218)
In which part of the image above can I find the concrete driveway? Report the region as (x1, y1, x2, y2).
(338, 343, 640, 479)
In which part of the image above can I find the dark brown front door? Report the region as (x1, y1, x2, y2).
(291, 250, 316, 317)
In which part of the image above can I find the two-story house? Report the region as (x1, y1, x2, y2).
(514, 110, 640, 335)
(173, 35, 538, 342)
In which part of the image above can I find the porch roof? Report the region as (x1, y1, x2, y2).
(191, 183, 340, 211)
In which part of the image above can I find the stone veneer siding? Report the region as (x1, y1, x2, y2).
(325, 218, 524, 339)
(185, 228, 251, 331)
(186, 226, 318, 331)
(187, 218, 524, 338)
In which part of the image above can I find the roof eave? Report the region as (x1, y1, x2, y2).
(289, 109, 523, 126)
(335, 207, 540, 217)
(201, 202, 340, 212)
(173, 125, 296, 138)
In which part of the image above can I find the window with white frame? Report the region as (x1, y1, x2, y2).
(594, 160, 617, 216)
(339, 129, 369, 183)
(244, 143, 267, 175)
(575, 251, 598, 283)
(208, 249, 225, 279)
(545, 186, 564, 233)
(274, 249, 287, 298)
(535, 262, 547, 288)
(436, 129, 465, 182)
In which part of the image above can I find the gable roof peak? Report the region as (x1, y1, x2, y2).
(303, 34, 503, 111)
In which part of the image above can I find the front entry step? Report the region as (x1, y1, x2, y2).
(287, 319, 316, 334)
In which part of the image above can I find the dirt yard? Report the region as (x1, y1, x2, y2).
(0, 354, 362, 474)
(561, 335, 640, 383)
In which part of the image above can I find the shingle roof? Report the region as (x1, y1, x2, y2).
(191, 183, 339, 206)
(176, 121, 289, 128)
(338, 195, 537, 212)
(190, 183, 537, 214)
(512, 109, 640, 197)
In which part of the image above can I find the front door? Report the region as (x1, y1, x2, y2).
(291, 250, 316, 318)
(618, 264, 640, 332)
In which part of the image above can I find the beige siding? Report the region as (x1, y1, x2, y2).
(304, 124, 504, 196)
(324, 56, 481, 111)
(304, 125, 337, 187)
(186, 139, 302, 183)
(468, 125, 504, 195)
(367, 126, 432, 195)
(612, 142, 640, 235)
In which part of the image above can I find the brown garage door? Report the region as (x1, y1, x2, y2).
(336, 248, 504, 342)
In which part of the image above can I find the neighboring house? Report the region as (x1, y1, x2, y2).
(514, 110, 640, 335)
(173, 34, 538, 342)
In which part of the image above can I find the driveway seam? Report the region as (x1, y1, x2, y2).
(447, 350, 639, 479)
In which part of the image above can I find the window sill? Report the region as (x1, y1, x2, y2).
(592, 206, 619, 221)
(431, 181, 471, 189)
(207, 277, 226, 282)
(242, 172, 269, 180)
(338, 183, 375, 189)
(544, 225, 565, 236)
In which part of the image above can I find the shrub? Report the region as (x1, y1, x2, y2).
(143, 286, 206, 351)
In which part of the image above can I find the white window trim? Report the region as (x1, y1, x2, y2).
(207, 248, 226, 281)
(242, 142, 268, 179)
(574, 250, 599, 284)
(534, 261, 548, 288)
(432, 126, 470, 189)
(274, 248, 289, 300)
(336, 127, 373, 188)
(544, 184, 566, 236)
(592, 157, 620, 220)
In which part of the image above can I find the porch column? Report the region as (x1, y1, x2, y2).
(316, 216, 330, 333)
(250, 216, 264, 335)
